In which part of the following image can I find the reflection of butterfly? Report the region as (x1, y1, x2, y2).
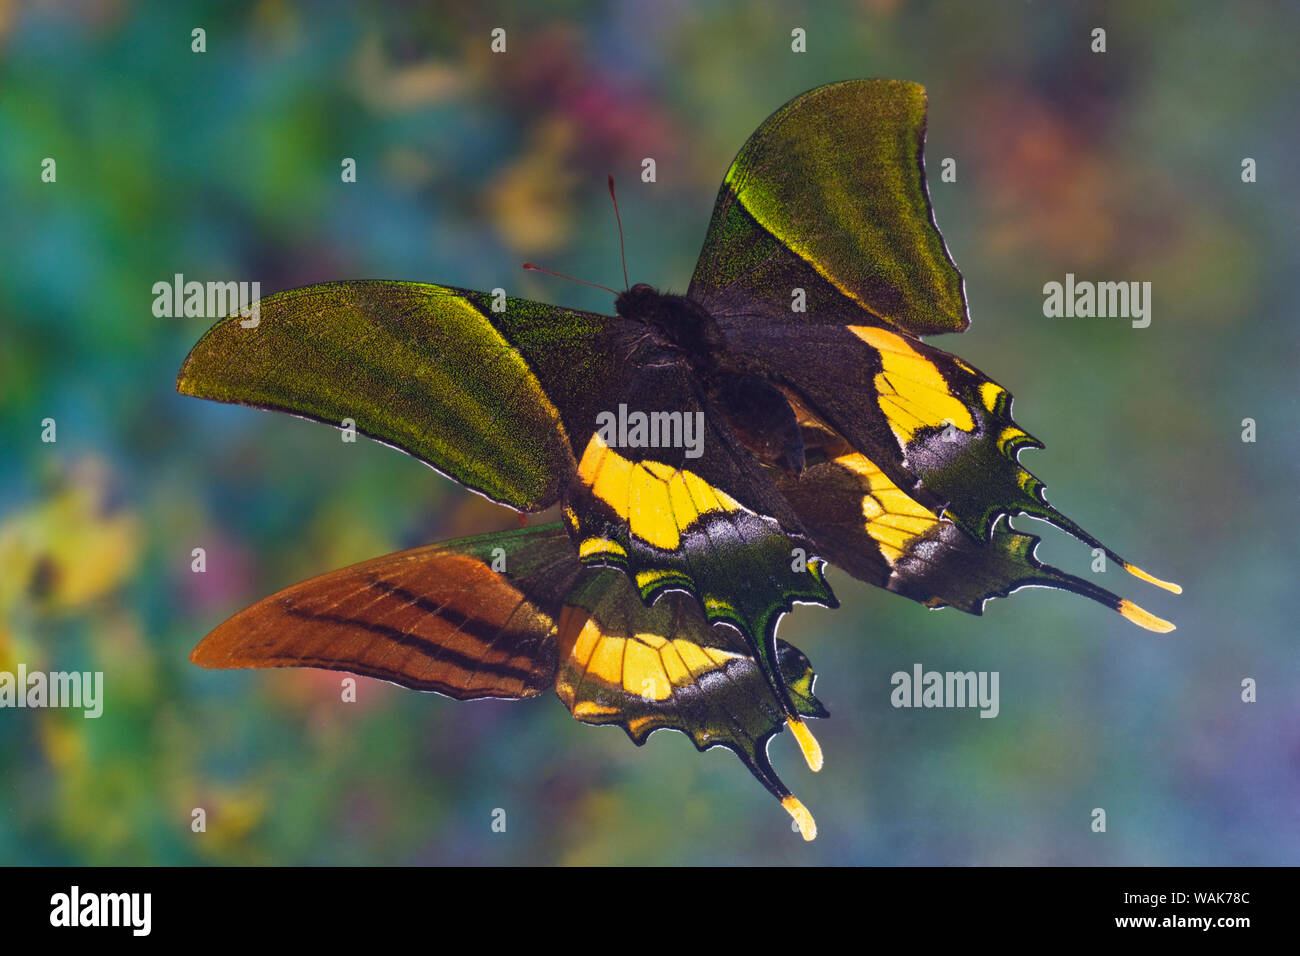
(179, 79, 1178, 839)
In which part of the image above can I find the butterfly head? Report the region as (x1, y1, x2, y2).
(615, 284, 721, 364)
(613, 282, 660, 319)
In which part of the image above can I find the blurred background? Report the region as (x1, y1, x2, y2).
(1, 0, 1297, 865)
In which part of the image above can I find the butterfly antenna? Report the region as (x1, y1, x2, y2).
(608, 173, 629, 291)
(521, 262, 619, 296)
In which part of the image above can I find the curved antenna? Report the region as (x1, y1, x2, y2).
(608, 173, 629, 291)
(522, 262, 619, 296)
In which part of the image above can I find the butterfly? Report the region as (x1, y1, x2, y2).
(178, 79, 1179, 838)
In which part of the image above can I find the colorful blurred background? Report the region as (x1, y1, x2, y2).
(2, 0, 1297, 865)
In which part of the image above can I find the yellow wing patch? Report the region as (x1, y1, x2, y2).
(782, 795, 817, 841)
(787, 718, 823, 772)
(835, 452, 942, 565)
(578, 537, 627, 560)
(576, 433, 745, 552)
(634, 568, 682, 591)
(1118, 599, 1176, 633)
(996, 426, 1032, 455)
(1121, 561, 1183, 595)
(979, 380, 1006, 414)
(849, 325, 975, 443)
(556, 607, 744, 705)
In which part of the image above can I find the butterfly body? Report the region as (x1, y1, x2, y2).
(613, 283, 807, 474)
(614, 283, 721, 366)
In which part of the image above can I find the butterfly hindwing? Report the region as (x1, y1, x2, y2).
(753, 324, 1181, 604)
(192, 521, 828, 837)
(773, 401, 1176, 631)
(557, 569, 827, 838)
(189, 524, 581, 699)
(689, 78, 968, 336)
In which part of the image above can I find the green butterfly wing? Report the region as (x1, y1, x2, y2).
(689, 78, 967, 336)
(176, 280, 587, 512)
(191, 522, 827, 838)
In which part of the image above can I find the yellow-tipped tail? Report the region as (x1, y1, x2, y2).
(782, 796, 817, 841)
(788, 718, 823, 772)
(1122, 561, 1183, 595)
(1118, 599, 1176, 633)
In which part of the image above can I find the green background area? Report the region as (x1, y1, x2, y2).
(1, 0, 1296, 864)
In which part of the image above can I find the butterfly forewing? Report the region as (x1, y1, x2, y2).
(689, 79, 968, 336)
(177, 281, 585, 512)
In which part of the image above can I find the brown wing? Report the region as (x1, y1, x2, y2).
(190, 526, 582, 699)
